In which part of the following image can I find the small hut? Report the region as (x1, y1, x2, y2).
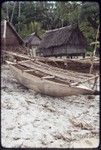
(38, 25, 87, 58)
(1, 19, 26, 52)
(1, 20, 28, 62)
(24, 32, 41, 57)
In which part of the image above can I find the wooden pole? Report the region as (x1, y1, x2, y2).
(71, 75, 99, 86)
(89, 25, 99, 74)
(61, 19, 63, 27)
(92, 74, 98, 90)
(6, 2, 9, 21)
(2, 20, 7, 63)
(10, 2, 16, 23)
(18, 2, 21, 33)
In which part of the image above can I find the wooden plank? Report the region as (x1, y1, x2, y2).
(17, 60, 31, 63)
(13, 63, 71, 85)
(6, 55, 94, 80)
(23, 69, 36, 72)
(5, 60, 16, 65)
(19, 60, 95, 84)
(19, 61, 73, 80)
(4, 51, 51, 64)
(42, 75, 55, 79)
(32, 60, 94, 79)
(18, 62, 72, 84)
(3, 51, 31, 59)
(71, 75, 99, 86)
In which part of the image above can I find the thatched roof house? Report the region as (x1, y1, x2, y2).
(38, 25, 87, 57)
(1, 19, 26, 54)
(24, 32, 41, 48)
(24, 32, 41, 57)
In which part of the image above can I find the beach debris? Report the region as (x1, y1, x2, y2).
(69, 118, 95, 130)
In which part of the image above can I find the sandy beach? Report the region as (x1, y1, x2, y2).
(1, 64, 100, 148)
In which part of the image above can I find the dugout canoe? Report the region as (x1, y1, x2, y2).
(7, 61, 99, 97)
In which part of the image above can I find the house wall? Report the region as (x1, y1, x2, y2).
(38, 26, 87, 57)
(6, 25, 22, 46)
(1, 22, 28, 63)
(1, 23, 27, 53)
(31, 37, 41, 46)
(1, 23, 23, 49)
(29, 46, 37, 57)
(40, 45, 86, 57)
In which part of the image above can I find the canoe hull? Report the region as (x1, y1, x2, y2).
(9, 65, 95, 97)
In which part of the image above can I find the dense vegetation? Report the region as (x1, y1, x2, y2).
(1, 1, 99, 52)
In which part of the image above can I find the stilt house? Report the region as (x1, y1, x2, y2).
(38, 25, 87, 58)
(24, 33, 41, 57)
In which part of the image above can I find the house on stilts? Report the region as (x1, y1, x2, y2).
(38, 25, 87, 58)
(24, 32, 41, 57)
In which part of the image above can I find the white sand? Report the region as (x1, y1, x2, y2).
(1, 64, 100, 148)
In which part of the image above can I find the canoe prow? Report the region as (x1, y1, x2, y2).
(93, 90, 100, 95)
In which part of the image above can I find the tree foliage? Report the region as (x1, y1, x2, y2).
(1, 1, 99, 51)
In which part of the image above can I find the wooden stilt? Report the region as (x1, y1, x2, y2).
(89, 26, 99, 74)
(92, 74, 99, 90)
(2, 20, 7, 63)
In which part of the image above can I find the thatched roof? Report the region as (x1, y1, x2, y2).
(39, 25, 87, 49)
(1, 19, 24, 44)
(24, 33, 41, 46)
